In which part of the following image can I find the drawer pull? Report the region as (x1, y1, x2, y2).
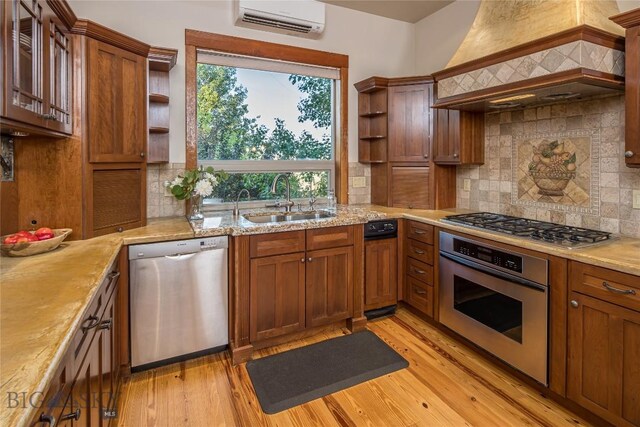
(413, 249, 425, 254)
(300, 258, 305, 263)
(108, 271, 121, 282)
(570, 300, 579, 308)
(412, 229, 426, 235)
(98, 319, 112, 330)
(60, 409, 81, 421)
(602, 281, 636, 295)
(308, 257, 313, 262)
(413, 268, 426, 274)
(38, 413, 56, 426)
(81, 315, 100, 332)
(414, 287, 427, 295)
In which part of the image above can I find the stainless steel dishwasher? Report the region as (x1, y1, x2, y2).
(129, 236, 228, 371)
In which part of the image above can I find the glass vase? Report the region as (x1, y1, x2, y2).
(189, 193, 204, 221)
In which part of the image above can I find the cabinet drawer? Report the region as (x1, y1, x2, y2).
(406, 238, 433, 265)
(406, 257, 434, 285)
(570, 262, 640, 311)
(405, 276, 433, 317)
(407, 221, 434, 244)
(250, 230, 305, 258)
(306, 226, 354, 251)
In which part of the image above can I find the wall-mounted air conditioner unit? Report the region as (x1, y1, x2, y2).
(234, 0, 325, 37)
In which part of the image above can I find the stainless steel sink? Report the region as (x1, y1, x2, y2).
(243, 210, 336, 224)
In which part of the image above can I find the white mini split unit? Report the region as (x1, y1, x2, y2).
(234, 0, 326, 37)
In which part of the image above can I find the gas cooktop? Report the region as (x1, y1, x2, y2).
(441, 212, 612, 248)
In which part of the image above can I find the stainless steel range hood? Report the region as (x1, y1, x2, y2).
(432, 0, 626, 111)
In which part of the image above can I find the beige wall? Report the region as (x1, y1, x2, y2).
(415, 0, 640, 75)
(69, 0, 416, 163)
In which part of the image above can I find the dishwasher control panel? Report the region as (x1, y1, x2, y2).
(129, 236, 229, 259)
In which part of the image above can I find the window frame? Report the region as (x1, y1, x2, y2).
(185, 30, 349, 213)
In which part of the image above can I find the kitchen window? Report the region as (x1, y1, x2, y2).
(195, 49, 340, 207)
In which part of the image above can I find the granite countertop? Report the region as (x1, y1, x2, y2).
(2, 206, 639, 426)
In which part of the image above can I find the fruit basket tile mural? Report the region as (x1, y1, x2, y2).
(512, 130, 600, 215)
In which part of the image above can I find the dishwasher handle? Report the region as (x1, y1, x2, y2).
(164, 253, 197, 260)
(129, 236, 228, 260)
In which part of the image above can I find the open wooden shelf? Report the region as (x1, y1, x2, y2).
(149, 93, 170, 103)
(147, 46, 178, 163)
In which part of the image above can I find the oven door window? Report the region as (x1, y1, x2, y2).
(453, 275, 523, 343)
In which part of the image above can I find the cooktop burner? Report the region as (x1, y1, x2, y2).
(441, 212, 612, 248)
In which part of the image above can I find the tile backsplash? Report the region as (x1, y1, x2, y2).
(457, 95, 640, 238)
(147, 162, 371, 218)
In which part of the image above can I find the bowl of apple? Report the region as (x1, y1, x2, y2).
(1, 228, 72, 257)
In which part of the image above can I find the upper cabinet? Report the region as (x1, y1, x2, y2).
(86, 38, 147, 163)
(388, 83, 431, 162)
(1, 0, 75, 136)
(611, 8, 640, 168)
(433, 109, 484, 165)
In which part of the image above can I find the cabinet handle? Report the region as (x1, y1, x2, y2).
(81, 315, 100, 332)
(140, 152, 145, 158)
(41, 114, 57, 121)
(108, 271, 121, 285)
(624, 150, 634, 158)
(116, 227, 124, 232)
(570, 300, 579, 308)
(413, 249, 425, 254)
(412, 229, 426, 235)
(453, 153, 459, 158)
(414, 287, 427, 295)
(602, 281, 636, 295)
(38, 413, 56, 426)
(59, 408, 81, 421)
(98, 319, 112, 330)
(307, 257, 313, 262)
(300, 258, 305, 263)
(413, 268, 425, 274)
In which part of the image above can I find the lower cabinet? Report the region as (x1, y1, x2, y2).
(306, 246, 354, 328)
(364, 237, 398, 311)
(402, 220, 435, 317)
(567, 292, 640, 427)
(250, 252, 306, 341)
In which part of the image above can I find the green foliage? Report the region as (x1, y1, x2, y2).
(196, 64, 332, 201)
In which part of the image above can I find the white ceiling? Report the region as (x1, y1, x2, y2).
(319, 0, 455, 23)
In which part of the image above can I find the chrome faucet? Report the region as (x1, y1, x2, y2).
(267, 173, 295, 212)
(233, 189, 250, 217)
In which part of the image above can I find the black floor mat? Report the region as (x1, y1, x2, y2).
(246, 330, 408, 414)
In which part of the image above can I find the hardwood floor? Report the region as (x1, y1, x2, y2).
(116, 308, 590, 426)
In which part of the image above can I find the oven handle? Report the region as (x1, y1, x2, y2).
(440, 251, 547, 292)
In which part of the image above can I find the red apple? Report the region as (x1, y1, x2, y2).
(15, 230, 31, 237)
(3, 235, 19, 245)
(35, 227, 54, 241)
(26, 234, 39, 242)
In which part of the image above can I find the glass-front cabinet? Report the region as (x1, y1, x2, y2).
(1, 0, 72, 135)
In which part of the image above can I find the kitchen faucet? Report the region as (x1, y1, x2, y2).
(267, 173, 295, 212)
(232, 189, 250, 217)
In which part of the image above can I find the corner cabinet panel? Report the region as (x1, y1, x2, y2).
(306, 246, 354, 328)
(87, 39, 146, 163)
(567, 292, 640, 427)
(250, 252, 306, 341)
(388, 84, 431, 162)
(91, 168, 144, 236)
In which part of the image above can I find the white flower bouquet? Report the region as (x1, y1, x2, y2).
(166, 166, 228, 200)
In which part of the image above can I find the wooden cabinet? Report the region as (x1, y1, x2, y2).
(87, 38, 146, 163)
(356, 77, 389, 164)
(1, 0, 74, 136)
(390, 166, 430, 208)
(147, 47, 177, 163)
(433, 109, 484, 165)
(91, 167, 145, 236)
(306, 246, 354, 327)
(612, 9, 640, 167)
(567, 261, 640, 427)
(388, 83, 431, 162)
(250, 252, 306, 341)
(364, 237, 397, 311)
(402, 220, 435, 317)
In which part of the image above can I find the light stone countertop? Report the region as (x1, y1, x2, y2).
(2, 206, 639, 427)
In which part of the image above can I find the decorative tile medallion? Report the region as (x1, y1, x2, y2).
(512, 129, 600, 215)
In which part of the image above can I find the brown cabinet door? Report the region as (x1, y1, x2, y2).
(388, 84, 431, 162)
(91, 168, 145, 237)
(43, 14, 72, 134)
(87, 39, 146, 163)
(390, 166, 430, 209)
(364, 238, 398, 311)
(623, 25, 640, 166)
(72, 332, 103, 427)
(433, 109, 459, 164)
(100, 287, 119, 420)
(250, 252, 306, 341)
(567, 292, 640, 427)
(306, 246, 354, 327)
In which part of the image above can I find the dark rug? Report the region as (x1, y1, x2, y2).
(246, 330, 408, 414)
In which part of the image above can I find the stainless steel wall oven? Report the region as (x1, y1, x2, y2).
(438, 231, 549, 385)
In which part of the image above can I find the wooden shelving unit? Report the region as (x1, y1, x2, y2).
(147, 47, 178, 163)
(355, 77, 389, 164)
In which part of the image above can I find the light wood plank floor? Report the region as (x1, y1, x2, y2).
(116, 308, 590, 426)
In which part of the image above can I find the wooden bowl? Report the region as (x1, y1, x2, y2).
(1, 229, 73, 257)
